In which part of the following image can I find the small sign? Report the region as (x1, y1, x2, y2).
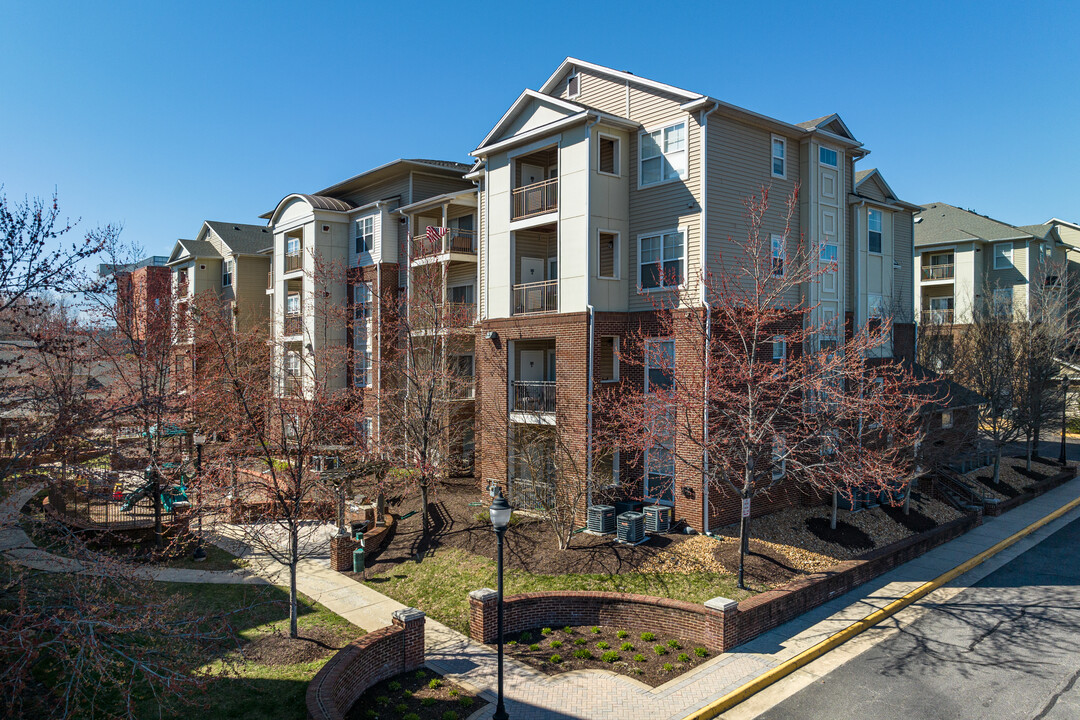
(741, 498, 751, 518)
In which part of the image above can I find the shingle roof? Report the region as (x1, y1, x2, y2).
(403, 159, 473, 172)
(204, 221, 274, 255)
(172, 238, 220, 261)
(854, 169, 875, 185)
(797, 114, 835, 130)
(911, 363, 986, 412)
(914, 202, 1033, 247)
(1016, 224, 1054, 240)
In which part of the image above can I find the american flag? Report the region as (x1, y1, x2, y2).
(426, 225, 448, 245)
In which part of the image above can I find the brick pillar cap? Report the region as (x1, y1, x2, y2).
(704, 597, 739, 612)
(469, 588, 498, 602)
(392, 607, 426, 623)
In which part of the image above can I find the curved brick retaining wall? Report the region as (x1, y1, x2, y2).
(306, 608, 425, 720)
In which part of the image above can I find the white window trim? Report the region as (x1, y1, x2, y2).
(772, 335, 787, 367)
(993, 243, 1014, 269)
(993, 287, 1013, 316)
(771, 134, 787, 179)
(771, 234, 786, 278)
(771, 436, 786, 480)
(867, 208, 884, 255)
(597, 133, 621, 177)
(644, 445, 675, 506)
(567, 72, 580, 99)
(819, 145, 838, 168)
(286, 292, 301, 316)
(597, 228, 620, 280)
(354, 215, 376, 257)
(644, 338, 674, 394)
(222, 259, 233, 287)
(638, 227, 687, 293)
(942, 410, 954, 429)
(600, 335, 620, 383)
(638, 118, 689, 190)
(448, 281, 476, 306)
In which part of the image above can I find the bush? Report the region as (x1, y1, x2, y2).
(617, 630, 629, 639)
(376, 696, 390, 706)
(573, 649, 593, 660)
(520, 631, 532, 642)
(541, 627, 552, 636)
(388, 680, 402, 692)
(634, 654, 646, 662)
(662, 662, 674, 672)
(365, 711, 377, 719)
(529, 644, 540, 651)
(507, 640, 517, 646)
(678, 653, 690, 663)
(563, 626, 573, 634)
(640, 632, 656, 641)
(574, 637, 587, 646)
(694, 647, 708, 657)
(550, 640, 563, 649)
(428, 678, 442, 690)
(442, 713, 458, 720)
(403, 689, 413, 698)
(633, 667, 644, 675)
(654, 645, 667, 655)
(421, 698, 436, 707)
(596, 641, 610, 649)
(620, 642, 634, 651)
(550, 654, 563, 664)
(591, 626, 601, 634)
(395, 703, 409, 713)
(667, 639, 681, 649)
(459, 697, 474, 709)
(601, 651, 620, 663)
(404, 715, 420, 720)
(415, 670, 427, 680)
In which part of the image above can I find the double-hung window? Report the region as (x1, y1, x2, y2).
(353, 282, 371, 320)
(771, 135, 786, 178)
(355, 216, 374, 255)
(993, 287, 1013, 316)
(645, 339, 675, 393)
(771, 235, 786, 277)
(771, 436, 787, 480)
(222, 259, 233, 287)
(286, 235, 300, 256)
(867, 209, 883, 253)
(286, 292, 300, 315)
(640, 230, 684, 290)
(772, 335, 787, 366)
(993, 243, 1013, 269)
(640, 122, 687, 186)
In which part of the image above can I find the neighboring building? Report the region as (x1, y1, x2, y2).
(167, 221, 274, 394)
(263, 159, 474, 459)
(104, 257, 172, 343)
(913, 203, 1067, 327)
(470, 58, 921, 531)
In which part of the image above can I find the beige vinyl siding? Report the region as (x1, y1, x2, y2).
(234, 255, 271, 328)
(410, 172, 471, 203)
(340, 175, 411, 209)
(857, 175, 889, 203)
(846, 159, 856, 310)
(986, 240, 1029, 314)
(556, 69, 629, 116)
(478, 178, 486, 317)
(893, 211, 914, 322)
(705, 114, 801, 304)
(398, 219, 409, 288)
(446, 263, 476, 288)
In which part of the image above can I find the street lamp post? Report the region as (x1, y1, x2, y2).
(1061, 377, 1069, 466)
(192, 433, 207, 561)
(488, 488, 512, 720)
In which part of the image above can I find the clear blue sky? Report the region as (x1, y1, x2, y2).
(2, 0, 1077, 259)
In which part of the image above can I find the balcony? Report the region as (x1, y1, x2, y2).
(411, 228, 477, 261)
(512, 380, 556, 414)
(921, 309, 954, 325)
(512, 178, 558, 221)
(921, 264, 954, 281)
(449, 376, 476, 400)
(283, 376, 302, 397)
(285, 252, 303, 273)
(284, 314, 303, 336)
(513, 280, 557, 315)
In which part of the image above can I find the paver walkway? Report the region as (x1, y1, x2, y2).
(9, 477, 1080, 720)
(210, 476, 1080, 720)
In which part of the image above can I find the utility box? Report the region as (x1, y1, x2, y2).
(644, 505, 672, 533)
(614, 500, 642, 517)
(617, 511, 645, 544)
(352, 547, 365, 573)
(587, 505, 616, 534)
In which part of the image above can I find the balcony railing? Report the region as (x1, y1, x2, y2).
(921, 264, 954, 281)
(512, 178, 558, 220)
(513, 280, 557, 315)
(285, 252, 303, 273)
(921, 309, 954, 325)
(512, 380, 556, 414)
(411, 228, 477, 259)
(284, 314, 303, 336)
(267, 271, 273, 289)
(449, 377, 476, 400)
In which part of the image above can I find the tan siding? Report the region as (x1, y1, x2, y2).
(857, 175, 889, 203)
(704, 115, 800, 303)
(478, 178, 486, 317)
(340, 175, 411, 208)
(893, 211, 914, 322)
(410, 172, 471, 203)
(846, 158, 856, 309)
(235, 255, 271, 328)
(556, 69, 628, 116)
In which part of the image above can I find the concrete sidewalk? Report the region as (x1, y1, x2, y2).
(213, 476, 1080, 720)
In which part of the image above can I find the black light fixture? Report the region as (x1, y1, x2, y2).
(1061, 376, 1069, 466)
(489, 488, 512, 720)
(192, 432, 207, 562)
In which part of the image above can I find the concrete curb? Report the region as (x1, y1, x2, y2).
(682, 491, 1080, 720)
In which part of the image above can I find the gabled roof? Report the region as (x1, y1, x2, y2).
(538, 57, 704, 101)
(476, 89, 587, 151)
(203, 221, 274, 256)
(911, 364, 986, 412)
(167, 238, 220, 265)
(313, 159, 471, 198)
(797, 113, 856, 140)
(914, 202, 1035, 247)
(852, 168, 922, 212)
(1046, 218, 1080, 231)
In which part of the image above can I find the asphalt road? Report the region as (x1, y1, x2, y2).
(755, 516, 1080, 720)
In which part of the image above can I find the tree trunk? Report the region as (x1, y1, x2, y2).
(830, 490, 838, 530)
(903, 479, 913, 516)
(153, 469, 163, 549)
(992, 448, 1002, 484)
(1025, 433, 1033, 472)
(419, 479, 430, 535)
(289, 526, 299, 639)
(1034, 423, 1042, 457)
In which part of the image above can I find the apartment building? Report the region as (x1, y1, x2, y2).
(263, 159, 474, 454)
(913, 203, 1067, 327)
(101, 256, 172, 343)
(167, 222, 274, 392)
(470, 58, 922, 532)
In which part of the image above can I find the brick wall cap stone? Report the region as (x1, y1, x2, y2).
(470, 588, 498, 601)
(392, 607, 426, 624)
(704, 597, 739, 612)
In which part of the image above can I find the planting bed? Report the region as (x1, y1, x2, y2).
(347, 669, 485, 720)
(504, 624, 711, 687)
(964, 455, 1068, 500)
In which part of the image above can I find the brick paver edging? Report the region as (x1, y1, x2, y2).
(983, 466, 1077, 517)
(306, 608, 425, 720)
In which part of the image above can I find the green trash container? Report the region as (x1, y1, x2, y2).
(352, 547, 365, 573)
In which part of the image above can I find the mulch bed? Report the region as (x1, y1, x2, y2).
(347, 669, 485, 720)
(971, 473, 1021, 498)
(881, 504, 938, 533)
(239, 624, 348, 666)
(805, 518, 874, 550)
(504, 623, 710, 687)
(359, 478, 694, 577)
(712, 538, 801, 586)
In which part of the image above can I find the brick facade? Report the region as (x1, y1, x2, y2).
(116, 265, 172, 342)
(306, 608, 426, 720)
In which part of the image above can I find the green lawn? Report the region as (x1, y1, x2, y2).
(165, 543, 249, 572)
(364, 546, 750, 635)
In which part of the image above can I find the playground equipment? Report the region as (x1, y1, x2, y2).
(120, 463, 189, 513)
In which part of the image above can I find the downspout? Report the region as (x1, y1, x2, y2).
(585, 115, 600, 508)
(699, 102, 717, 534)
(375, 200, 388, 445)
